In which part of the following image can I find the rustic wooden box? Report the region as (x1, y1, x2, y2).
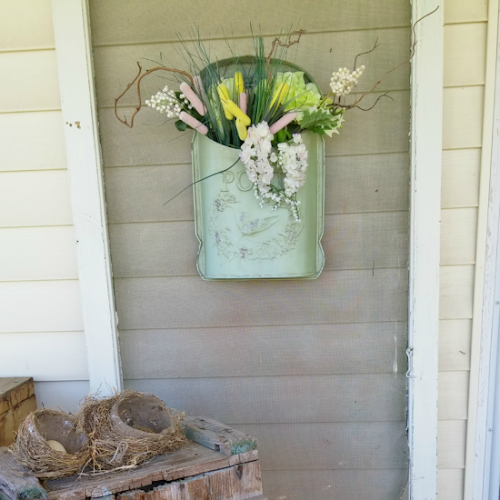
(45, 415, 267, 500)
(0, 378, 37, 447)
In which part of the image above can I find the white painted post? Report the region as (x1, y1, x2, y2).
(51, 0, 122, 394)
(408, 1, 443, 499)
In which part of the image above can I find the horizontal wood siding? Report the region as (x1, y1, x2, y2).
(0, 1, 88, 409)
(438, 0, 486, 497)
(90, 1, 411, 498)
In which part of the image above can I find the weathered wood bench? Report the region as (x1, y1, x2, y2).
(45, 416, 267, 500)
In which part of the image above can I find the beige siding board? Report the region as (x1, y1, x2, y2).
(440, 208, 477, 265)
(127, 374, 406, 424)
(444, 0, 488, 24)
(438, 371, 469, 420)
(0, 332, 88, 381)
(109, 213, 408, 278)
(120, 323, 407, 379)
(444, 23, 487, 87)
(438, 469, 464, 500)
(438, 420, 466, 468)
(0, 280, 83, 333)
(0, 0, 55, 51)
(94, 29, 410, 109)
(104, 154, 409, 223)
(439, 265, 475, 319)
(439, 319, 471, 371)
(0, 226, 78, 281)
(34, 381, 90, 413)
(101, 91, 410, 167)
(89, 0, 410, 46)
(442, 149, 480, 208)
(0, 171, 73, 227)
(225, 422, 407, 470)
(0, 111, 67, 172)
(115, 269, 408, 330)
(0, 51, 61, 112)
(443, 86, 484, 149)
(262, 470, 407, 500)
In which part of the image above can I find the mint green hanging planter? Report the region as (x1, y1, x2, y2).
(192, 56, 326, 280)
(192, 131, 325, 280)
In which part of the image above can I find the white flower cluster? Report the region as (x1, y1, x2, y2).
(240, 122, 308, 222)
(145, 85, 192, 118)
(329, 65, 365, 96)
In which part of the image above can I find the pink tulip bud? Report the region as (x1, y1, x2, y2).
(180, 82, 206, 116)
(269, 112, 297, 135)
(179, 111, 208, 135)
(239, 92, 247, 115)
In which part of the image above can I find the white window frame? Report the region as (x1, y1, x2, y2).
(51, 0, 443, 497)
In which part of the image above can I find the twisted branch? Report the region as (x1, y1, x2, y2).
(114, 62, 194, 128)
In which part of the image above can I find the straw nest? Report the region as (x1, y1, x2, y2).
(78, 390, 187, 472)
(10, 409, 90, 480)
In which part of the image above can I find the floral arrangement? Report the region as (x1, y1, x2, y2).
(116, 31, 381, 221)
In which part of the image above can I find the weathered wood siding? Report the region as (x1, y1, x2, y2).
(438, 0, 488, 498)
(0, 0, 89, 412)
(90, 1, 411, 499)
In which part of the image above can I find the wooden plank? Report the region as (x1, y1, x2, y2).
(0, 111, 66, 172)
(108, 212, 408, 278)
(0, 0, 54, 51)
(99, 91, 410, 168)
(0, 281, 83, 333)
(0, 333, 88, 381)
(224, 422, 407, 470)
(46, 442, 257, 500)
(442, 149, 480, 209)
(114, 269, 408, 330)
(93, 29, 410, 108)
(440, 208, 477, 265)
(444, 23, 487, 87)
(0, 51, 60, 113)
(438, 371, 469, 420)
(444, 0, 488, 24)
(261, 469, 407, 500)
(439, 265, 475, 319)
(438, 420, 466, 468)
(439, 319, 471, 371)
(0, 447, 46, 500)
(120, 322, 407, 379)
(0, 396, 37, 447)
(89, 0, 410, 46)
(0, 171, 73, 228)
(33, 381, 89, 414)
(443, 86, 484, 150)
(0, 227, 78, 281)
(103, 154, 409, 224)
(182, 416, 257, 455)
(126, 374, 406, 424)
(0, 378, 33, 412)
(438, 468, 464, 500)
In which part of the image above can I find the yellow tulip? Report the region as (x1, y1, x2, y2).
(235, 72, 244, 94)
(269, 83, 290, 111)
(235, 117, 248, 140)
(224, 100, 251, 126)
(217, 83, 233, 120)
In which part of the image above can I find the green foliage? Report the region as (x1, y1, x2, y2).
(299, 109, 342, 136)
(175, 119, 188, 132)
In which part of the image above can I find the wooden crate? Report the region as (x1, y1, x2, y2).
(45, 416, 267, 500)
(0, 378, 37, 447)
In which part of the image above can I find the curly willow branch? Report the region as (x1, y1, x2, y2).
(266, 30, 306, 79)
(341, 6, 439, 111)
(114, 62, 194, 128)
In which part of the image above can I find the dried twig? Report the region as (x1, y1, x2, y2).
(265, 29, 305, 78)
(342, 6, 439, 110)
(114, 62, 194, 128)
(353, 38, 381, 71)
